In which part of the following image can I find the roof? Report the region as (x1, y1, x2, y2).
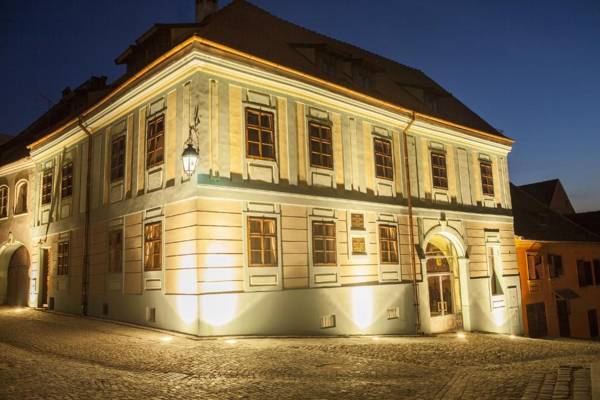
(0, 134, 12, 146)
(117, 0, 506, 138)
(567, 211, 600, 236)
(554, 288, 579, 300)
(517, 179, 575, 215)
(511, 183, 600, 243)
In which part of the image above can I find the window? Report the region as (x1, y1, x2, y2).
(14, 181, 27, 214)
(373, 137, 393, 180)
(108, 230, 123, 273)
(527, 254, 543, 280)
(144, 222, 162, 271)
(379, 225, 399, 264)
(548, 254, 563, 278)
(431, 152, 448, 189)
(577, 260, 594, 287)
(111, 135, 126, 182)
(350, 213, 365, 230)
(312, 221, 336, 265)
(246, 109, 275, 161)
(0, 186, 8, 218)
(594, 260, 600, 286)
(488, 247, 503, 296)
(317, 52, 337, 77)
(352, 237, 366, 255)
(41, 169, 53, 205)
(480, 162, 494, 196)
(61, 161, 73, 198)
(146, 115, 165, 168)
(57, 241, 70, 275)
(248, 217, 277, 267)
(309, 122, 333, 169)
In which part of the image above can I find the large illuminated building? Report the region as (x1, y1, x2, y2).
(0, 0, 522, 335)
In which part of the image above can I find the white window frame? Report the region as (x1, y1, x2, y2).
(376, 214, 401, 282)
(308, 211, 340, 288)
(241, 100, 280, 184)
(371, 128, 396, 197)
(0, 184, 9, 220)
(243, 210, 283, 292)
(142, 212, 165, 292)
(13, 179, 28, 216)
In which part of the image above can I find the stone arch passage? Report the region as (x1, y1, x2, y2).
(7, 246, 30, 307)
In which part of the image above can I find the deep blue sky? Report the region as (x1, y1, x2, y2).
(1, 0, 598, 211)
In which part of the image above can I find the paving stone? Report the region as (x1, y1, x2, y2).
(0, 307, 599, 400)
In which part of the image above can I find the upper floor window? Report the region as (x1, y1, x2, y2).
(577, 260, 594, 287)
(527, 254, 543, 280)
(431, 152, 448, 190)
(146, 115, 165, 169)
(480, 162, 494, 196)
(14, 181, 27, 215)
(247, 217, 277, 267)
(111, 135, 126, 182)
(41, 169, 53, 205)
(373, 138, 393, 180)
(548, 254, 563, 278)
(246, 109, 276, 161)
(0, 186, 8, 218)
(309, 122, 333, 169)
(108, 229, 123, 273)
(57, 240, 70, 275)
(379, 225, 399, 264)
(144, 221, 162, 271)
(61, 161, 73, 199)
(312, 221, 336, 265)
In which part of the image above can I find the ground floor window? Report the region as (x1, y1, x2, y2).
(57, 241, 70, 275)
(108, 230, 123, 273)
(247, 217, 277, 267)
(144, 222, 162, 271)
(378, 225, 398, 263)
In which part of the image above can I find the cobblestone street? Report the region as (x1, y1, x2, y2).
(0, 307, 598, 399)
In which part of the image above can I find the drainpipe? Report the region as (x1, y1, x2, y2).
(402, 112, 420, 334)
(77, 117, 93, 316)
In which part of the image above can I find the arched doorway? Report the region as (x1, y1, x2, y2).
(7, 246, 30, 307)
(425, 235, 463, 332)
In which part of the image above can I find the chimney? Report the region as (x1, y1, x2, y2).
(195, 0, 218, 23)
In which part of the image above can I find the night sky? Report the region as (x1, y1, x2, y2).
(1, 0, 598, 211)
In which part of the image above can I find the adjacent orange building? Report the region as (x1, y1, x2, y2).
(512, 181, 600, 338)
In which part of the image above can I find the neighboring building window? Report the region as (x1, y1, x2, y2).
(431, 152, 448, 189)
(41, 168, 53, 205)
(577, 260, 594, 287)
(61, 161, 73, 198)
(312, 221, 336, 265)
(308, 122, 333, 169)
(352, 237, 366, 255)
(548, 254, 564, 278)
(350, 213, 365, 230)
(373, 137, 393, 180)
(146, 115, 165, 168)
(57, 240, 70, 275)
(487, 247, 503, 296)
(248, 217, 277, 267)
(527, 254, 543, 280)
(246, 109, 275, 161)
(14, 181, 27, 214)
(480, 162, 494, 196)
(108, 230, 123, 273)
(379, 225, 399, 264)
(111, 135, 126, 182)
(0, 186, 8, 218)
(594, 260, 600, 286)
(144, 222, 162, 271)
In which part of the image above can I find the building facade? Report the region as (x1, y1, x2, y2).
(0, 0, 522, 336)
(512, 183, 600, 339)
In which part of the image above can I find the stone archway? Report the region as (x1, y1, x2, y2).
(7, 246, 30, 307)
(419, 224, 471, 333)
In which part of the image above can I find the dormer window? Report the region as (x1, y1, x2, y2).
(353, 65, 373, 90)
(317, 52, 338, 77)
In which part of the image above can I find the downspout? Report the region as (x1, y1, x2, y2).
(78, 117, 93, 316)
(402, 112, 420, 334)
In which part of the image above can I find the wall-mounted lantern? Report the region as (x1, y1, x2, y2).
(182, 106, 200, 176)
